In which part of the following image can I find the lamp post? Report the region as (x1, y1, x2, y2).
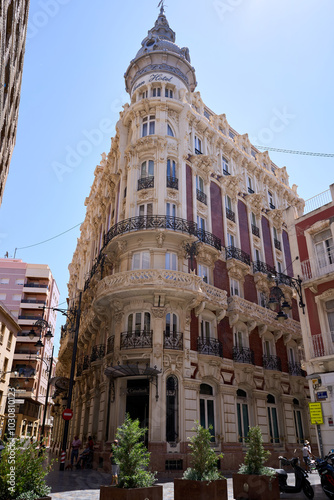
(267, 272, 305, 322)
(59, 291, 82, 471)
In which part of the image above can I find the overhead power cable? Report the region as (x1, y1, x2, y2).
(254, 145, 334, 157)
(14, 222, 82, 255)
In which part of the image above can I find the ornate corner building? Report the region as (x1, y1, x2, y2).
(0, 0, 30, 206)
(288, 185, 334, 455)
(54, 8, 313, 471)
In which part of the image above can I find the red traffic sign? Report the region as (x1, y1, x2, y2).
(62, 409, 73, 421)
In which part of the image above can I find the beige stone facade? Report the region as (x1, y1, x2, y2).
(54, 9, 313, 472)
(0, 0, 30, 205)
(0, 301, 20, 437)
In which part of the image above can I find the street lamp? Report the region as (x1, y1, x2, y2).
(267, 271, 305, 322)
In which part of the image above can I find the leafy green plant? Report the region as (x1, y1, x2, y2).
(113, 414, 156, 489)
(0, 439, 52, 500)
(183, 421, 223, 481)
(238, 426, 275, 478)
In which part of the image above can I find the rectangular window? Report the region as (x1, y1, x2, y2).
(197, 216, 205, 231)
(294, 409, 304, 443)
(152, 87, 161, 97)
(234, 331, 244, 348)
(132, 251, 150, 270)
(230, 278, 240, 297)
(222, 156, 229, 175)
(0, 294, 6, 301)
(139, 203, 153, 217)
(237, 402, 249, 442)
(200, 398, 215, 441)
(165, 252, 177, 271)
(0, 279, 9, 284)
(247, 176, 254, 193)
(198, 264, 208, 283)
(6, 332, 13, 350)
(315, 230, 334, 269)
(15, 279, 24, 286)
(225, 195, 232, 210)
(268, 191, 275, 208)
(196, 176, 204, 193)
(227, 232, 235, 247)
(166, 203, 176, 218)
(12, 294, 21, 301)
(267, 406, 279, 443)
(194, 136, 202, 153)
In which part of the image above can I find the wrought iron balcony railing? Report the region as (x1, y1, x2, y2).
(263, 354, 282, 371)
(288, 361, 303, 376)
(164, 331, 183, 350)
(274, 238, 281, 251)
(84, 252, 105, 291)
(90, 344, 106, 362)
(166, 176, 178, 190)
(196, 189, 207, 205)
(82, 355, 90, 371)
(276, 272, 293, 287)
(104, 216, 221, 251)
(138, 176, 154, 191)
(226, 208, 235, 222)
(197, 337, 223, 358)
(107, 335, 114, 354)
(253, 260, 275, 275)
(233, 347, 254, 364)
(225, 246, 251, 266)
(120, 330, 153, 350)
(251, 224, 260, 237)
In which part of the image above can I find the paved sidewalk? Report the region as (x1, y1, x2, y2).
(46, 466, 328, 499)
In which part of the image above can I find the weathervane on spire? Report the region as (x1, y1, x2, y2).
(157, 0, 165, 14)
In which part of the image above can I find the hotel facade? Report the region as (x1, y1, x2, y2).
(54, 8, 314, 471)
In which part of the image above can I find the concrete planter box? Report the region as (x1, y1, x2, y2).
(233, 473, 279, 500)
(100, 484, 163, 500)
(174, 478, 228, 500)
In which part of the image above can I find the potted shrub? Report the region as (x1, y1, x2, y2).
(100, 414, 162, 500)
(0, 438, 52, 500)
(174, 421, 227, 500)
(233, 426, 279, 500)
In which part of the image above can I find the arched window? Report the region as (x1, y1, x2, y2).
(167, 124, 174, 137)
(200, 383, 215, 440)
(142, 115, 155, 137)
(166, 375, 178, 442)
(237, 389, 250, 442)
(127, 312, 151, 334)
(267, 394, 280, 443)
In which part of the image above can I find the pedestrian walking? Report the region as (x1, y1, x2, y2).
(110, 439, 119, 485)
(302, 440, 312, 472)
(71, 435, 82, 466)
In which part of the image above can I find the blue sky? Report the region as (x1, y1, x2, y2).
(0, 0, 333, 354)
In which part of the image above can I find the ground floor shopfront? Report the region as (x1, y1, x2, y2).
(52, 355, 317, 472)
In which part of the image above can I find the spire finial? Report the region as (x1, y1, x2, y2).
(157, 0, 165, 14)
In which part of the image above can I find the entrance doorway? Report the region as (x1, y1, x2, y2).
(126, 379, 149, 445)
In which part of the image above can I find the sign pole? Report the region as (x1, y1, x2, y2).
(316, 424, 324, 459)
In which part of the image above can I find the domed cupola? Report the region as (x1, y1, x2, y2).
(124, 4, 197, 96)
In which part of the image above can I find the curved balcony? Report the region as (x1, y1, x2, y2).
(166, 176, 178, 190)
(263, 354, 282, 371)
(90, 344, 105, 362)
(120, 330, 153, 350)
(138, 176, 154, 191)
(164, 331, 183, 350)
(233, 347, 254, 364)
(197, 337, 223, 358)
(226, 246, 251, 266)
(95, 270, 228, 311)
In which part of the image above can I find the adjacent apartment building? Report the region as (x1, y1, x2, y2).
(53, 8, 314, 472)
(288, 184, 334, 455)
(0, 0, 30, 205)
(0, 258, 59, 441)
(0, 301, 20, 437)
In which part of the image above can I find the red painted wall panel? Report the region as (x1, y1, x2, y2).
(305, 288, 321, 335)
(249, 328, 263, 366)
(276, 337, 288, 373)
(210, 181, 224, 245)
(261, 216, 274, 268)
(190, 309, 199, 351)
(213, 260, 229, 291)
(282, 230, 293, 276)
(186, 164, 193, 221)
(244, 275, 258, 303)
(238, 200, 251, 256)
